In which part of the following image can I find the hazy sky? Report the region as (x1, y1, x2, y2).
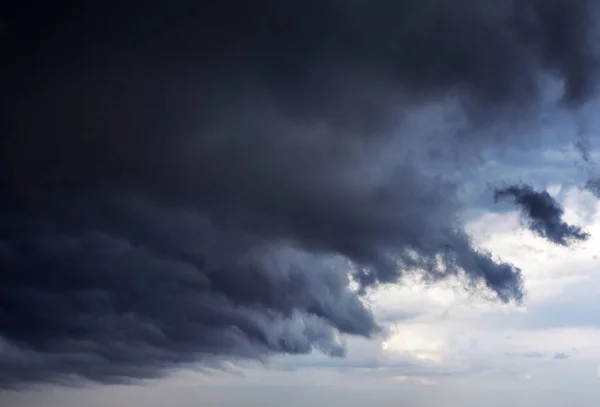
(2, 1, 600, 406)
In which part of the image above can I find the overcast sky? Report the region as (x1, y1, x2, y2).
(2, 1, 600, 406)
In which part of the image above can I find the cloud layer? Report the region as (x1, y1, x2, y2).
(494, 184, 590, 245)
(0, 0, 599, 387)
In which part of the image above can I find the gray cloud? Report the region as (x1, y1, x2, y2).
(585, 178, 600, 197)
(494, 184, 590, 245)
(503, 351, 572, 360)
(505, 352, 546, 358)
(0, 0, 599, 388)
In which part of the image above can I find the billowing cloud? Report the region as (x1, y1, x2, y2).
(494, 185, 590, 246)
(0, 0, 599, 388)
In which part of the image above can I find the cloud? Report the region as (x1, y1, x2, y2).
(503, 351, 571, 360)
(0, 0, 599, 388)
(494, 184, 590, 246)
(505, 352, 546, 359)
(393, 375, 438, 386)
(368, 196, 600, 389)
(585, 179, 600, 197)
(470, 191, 600, 306)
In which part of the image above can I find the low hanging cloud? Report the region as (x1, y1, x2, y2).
(0, 0, 599, 388)
(494, 184, 590, 246)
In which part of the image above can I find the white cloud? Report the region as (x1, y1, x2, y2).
(546, 184, 562, 197)
(369, 186, 600, 386)
(467, 188, 600, 304)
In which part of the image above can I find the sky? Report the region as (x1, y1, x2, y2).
(2, 1, 600, 406)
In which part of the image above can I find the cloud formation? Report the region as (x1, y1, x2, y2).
(0, 0, 599, 388)
(585, 179, 600, 197)
(494, 185, 590, 245)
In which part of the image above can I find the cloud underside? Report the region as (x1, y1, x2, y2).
(0, 0, 598, 387)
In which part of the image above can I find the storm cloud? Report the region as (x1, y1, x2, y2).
(494, 184, 590, 245)
(0, 0, 599, 387)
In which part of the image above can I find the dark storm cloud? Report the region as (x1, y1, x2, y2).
(494, 184, 590, 245)
(0, 0, 599, 387)
(0, 195, 372, 386)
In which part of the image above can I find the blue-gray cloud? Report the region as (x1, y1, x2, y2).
(494, 184, 590, 245)
(505, 352, 546, 358)
(585, 179, 600, 197)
